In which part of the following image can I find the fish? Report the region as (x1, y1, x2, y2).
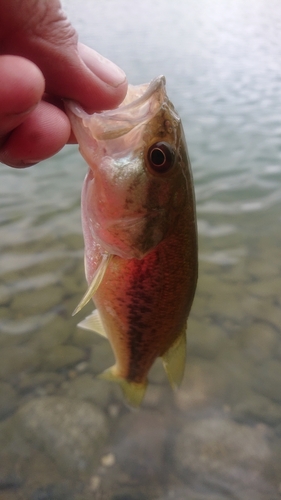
(65, 76, 198, 407)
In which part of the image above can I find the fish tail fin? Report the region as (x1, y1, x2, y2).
(162, 325, 187, 390)
(98, 366, 147, 408)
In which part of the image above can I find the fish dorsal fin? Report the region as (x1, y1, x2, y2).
(77, 309, 107, 338)
(72, 253, 112, 316)
(99, 366, 147, 408)
(162, 325, 187, 390)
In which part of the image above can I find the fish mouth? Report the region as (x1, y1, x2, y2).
(66, 76, 167, 140)
(104, 75, 166, 115)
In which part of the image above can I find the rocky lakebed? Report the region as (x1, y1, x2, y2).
(0, 224, 281, 500)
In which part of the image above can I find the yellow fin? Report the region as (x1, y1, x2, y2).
(98, 366, 147, 408)
(77, 309, 107, 338)
(72, 253, 112, 316)
(162, 326, 187, 390)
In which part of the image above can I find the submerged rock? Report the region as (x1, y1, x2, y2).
(174, 416, 275, 499)
(175, 358, 228, 411)
(29, 317, 72, 353)
(18, 372, 64, 392)
(90, 341, 115, 374)
(187, 319, 225, 359)
(16, 396, 109, 474)
(11, 285, 64, 316)
(0, 345, 40, 380)
(65, 374, 114, 408)
(252, 359, 281, 403)
(239, 322, 278, 363)
(30, 483, 74, 500)
(112, 410, 167, 478)
(0, 451, 26, 490)
(0, 382, 17, 419)
(41, 345, 85, 371)
(232, 391, 281, 426)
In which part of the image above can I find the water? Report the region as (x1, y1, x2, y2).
(0, 0, 281, 498)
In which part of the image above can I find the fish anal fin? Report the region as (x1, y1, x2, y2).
(72, 253, 112, 316)
(77, 309, 107, 338)
(162, 325, 187, 390)
(98, 366, 147, 408)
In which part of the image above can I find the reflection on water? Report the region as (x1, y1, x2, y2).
(1, 0, 281, 498)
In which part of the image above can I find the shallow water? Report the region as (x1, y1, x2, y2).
(1, 0, 281, 498)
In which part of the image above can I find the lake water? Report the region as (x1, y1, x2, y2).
(1, 0, 281, 498)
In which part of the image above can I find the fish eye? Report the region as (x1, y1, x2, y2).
(147, 142, 175, 173)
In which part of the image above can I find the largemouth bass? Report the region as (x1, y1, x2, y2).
(65, 76, 197, 407)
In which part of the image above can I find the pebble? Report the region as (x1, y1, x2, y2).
(0, 306, 10, 321)
(101, 452, 116, 467)
(16, 396, 109, 474)
(90, 341, 115, 374)
(174, 416, 274, 498)
(246, 277, 281, 299)
(175, 358, 228, 411)
(18, 372, 65, 392)
(61, 274, 85, 296)
(0, 451, 26, 489)
(0, 331, 32, 348)
(41, 345, 85, 371)
(0, 382, 17, 419)
(11, 285, 64, 316)
(112, 410, 167, 478)
(30, 483, 74, 500)
(161, 486, 231, 500)
(71, 327, 100, 348)
(65, 373, 114, 408)
(89, 475, 101, 492)
(0, 283, 11, 306)
(256, 303, 281, 333)
(28, 316, 72, 353)
(187, 318, 225, 359)
(232, 391, 281, 426)
(238, 321, 278, 363)
(252, 359, 281, 403)
(75, 361, 89, 373)
(0, 345, 40, 380)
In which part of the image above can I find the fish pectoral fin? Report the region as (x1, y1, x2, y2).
(77, 309, 107, 338)
(162, 325, 187, 390)
(98, 366, 147, 408)
(72, 253, 112, 316)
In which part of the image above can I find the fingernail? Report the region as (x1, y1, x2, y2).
(95, 54, 126, 88)
(79, 45, 127, 88)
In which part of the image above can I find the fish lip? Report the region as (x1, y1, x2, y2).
(65, 75, 166, 120)
(65, 75, 168, 143)
(102, 75, 166, 115)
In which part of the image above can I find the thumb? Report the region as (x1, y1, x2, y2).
(0, 0, 127, 111)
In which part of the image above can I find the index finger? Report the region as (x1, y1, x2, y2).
(0, 55, 45, 142)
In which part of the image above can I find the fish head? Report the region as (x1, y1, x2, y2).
(66, 76, 190, 259)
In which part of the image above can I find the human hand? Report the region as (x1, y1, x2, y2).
(0, 0, 127, 168)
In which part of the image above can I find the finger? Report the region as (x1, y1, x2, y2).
(1, 5, 127, 112)
(77, 44, 128, 111)
(0, 100, 71, 168)
(0, 55, 45, 140)
(32, 44, 127, 113)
